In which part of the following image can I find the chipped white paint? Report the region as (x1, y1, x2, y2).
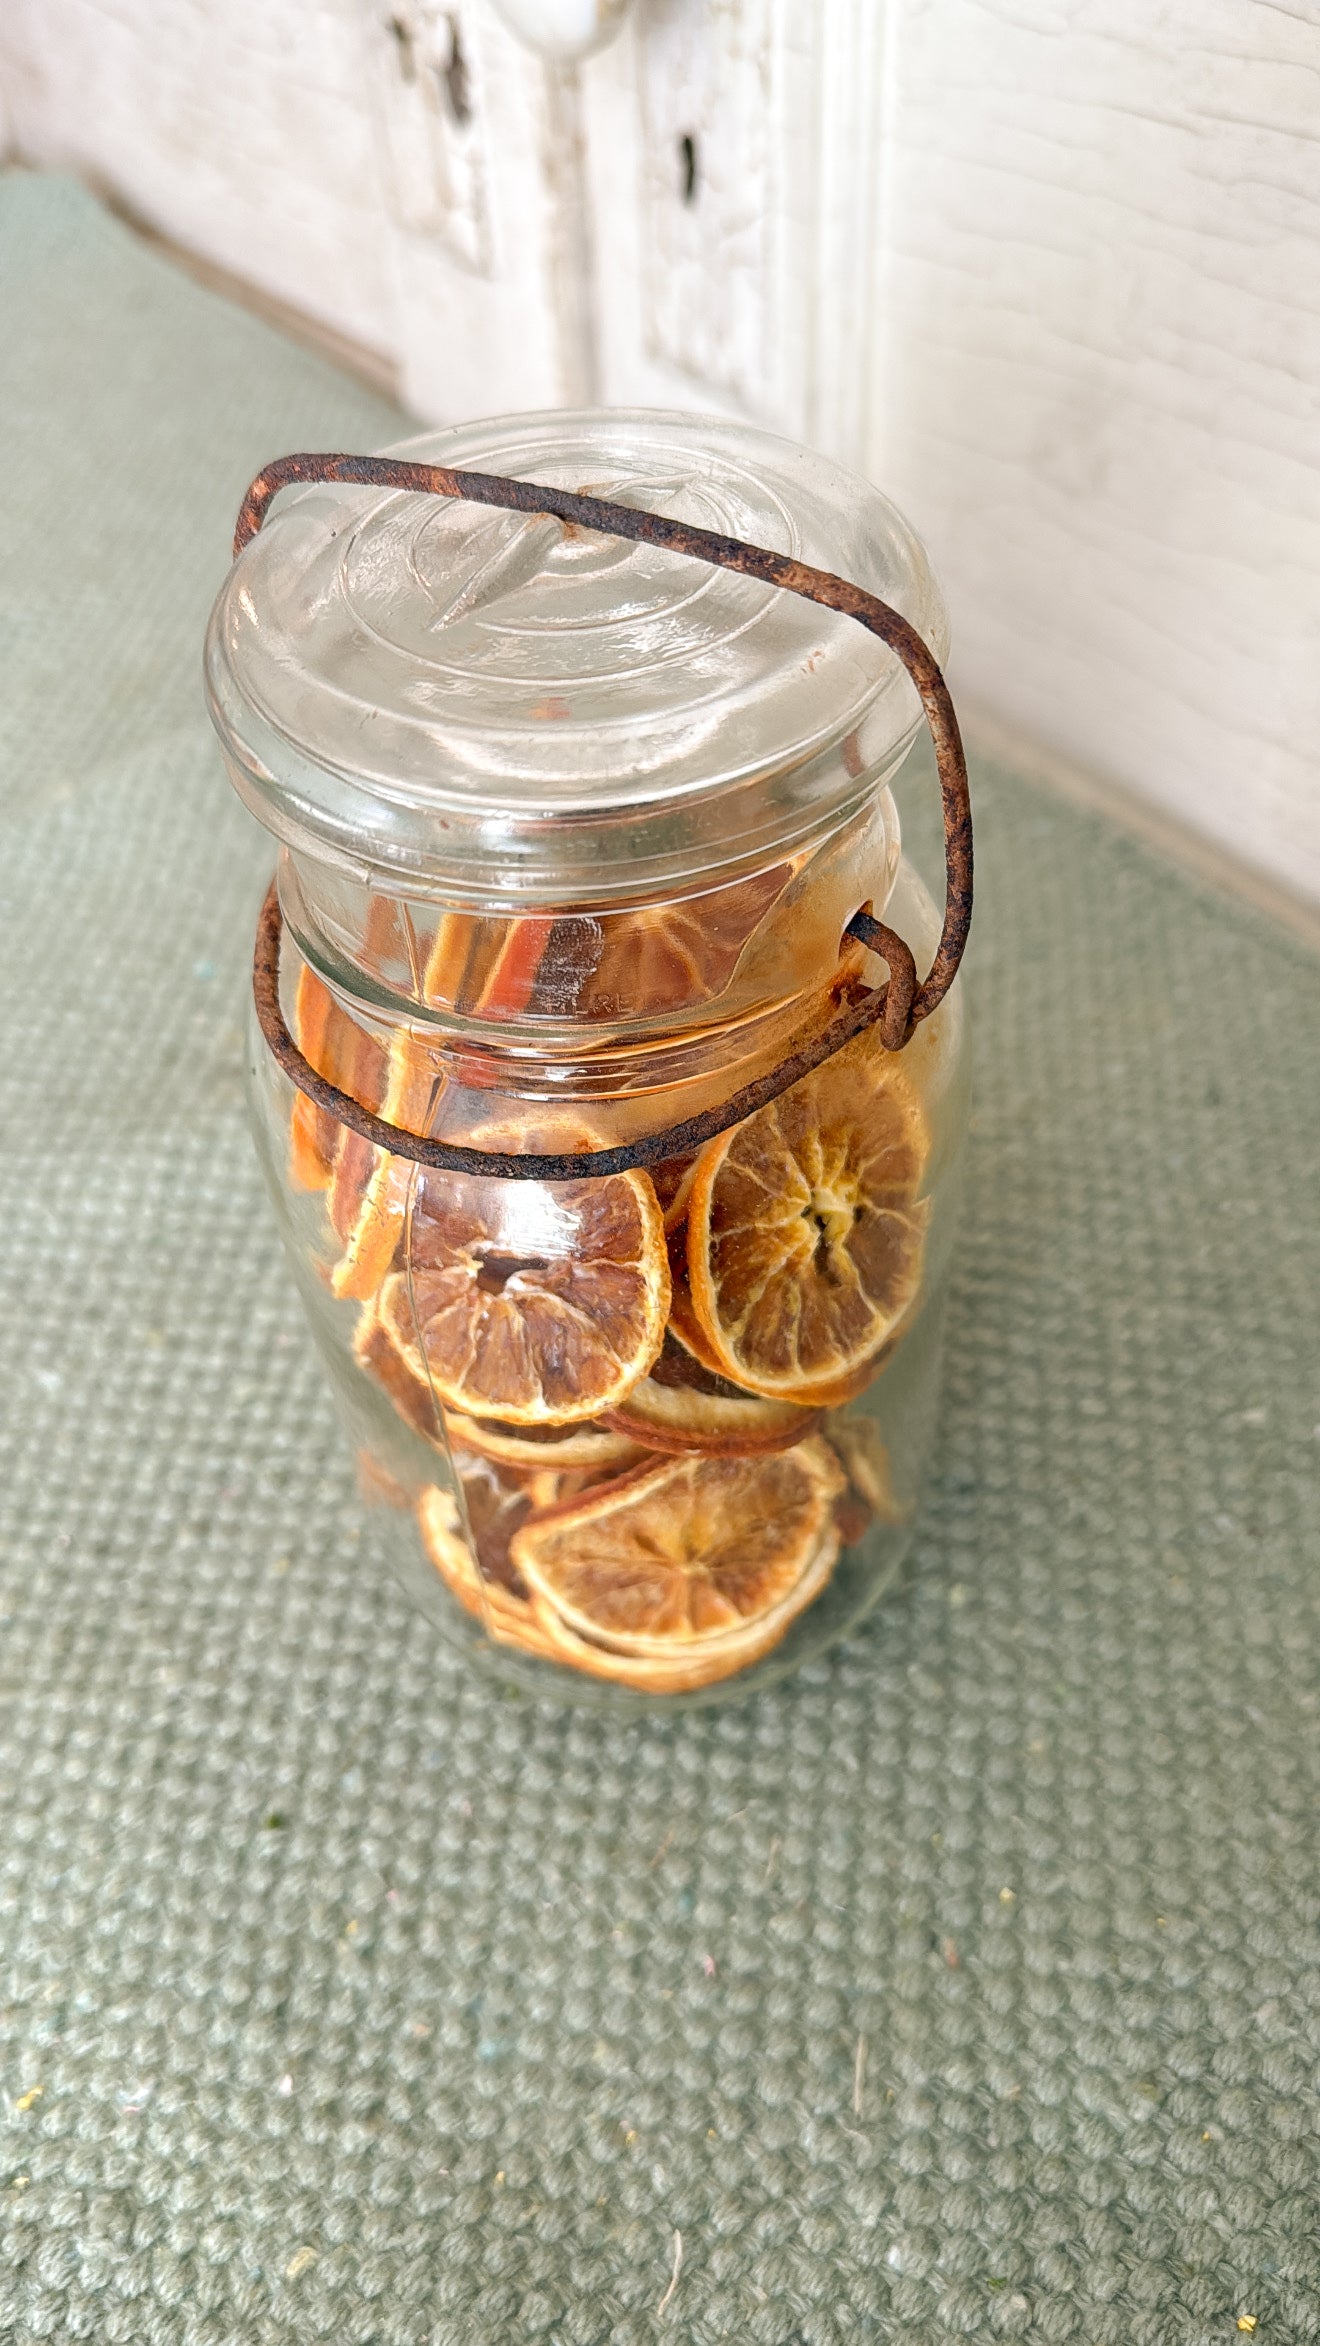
(384, 6, 580, 417)
(634, 0, 775, 409)
(376, 1, 494, 274)
(0, 0, 1316, 903)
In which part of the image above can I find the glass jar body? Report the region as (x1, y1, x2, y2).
(244, 791, 968, 1712)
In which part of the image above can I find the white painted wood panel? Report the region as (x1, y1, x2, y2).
(383, 5, 582, 417)
(582, 0, 887, 460)
(0, 0, 574, 416)
(2, 0, 1317, 906)
(377, 2, 495, 275)
(0, 0, 401, 358)
(634, 0, 775, 409)
(870, 0, 1320, 908)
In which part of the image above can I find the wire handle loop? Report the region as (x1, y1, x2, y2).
(236, 454, 972, 1181)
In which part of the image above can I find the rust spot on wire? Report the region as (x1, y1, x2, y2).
(235, 455, 973, 1180)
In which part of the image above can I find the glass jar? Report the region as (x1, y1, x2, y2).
(205, 409, 971, 1709)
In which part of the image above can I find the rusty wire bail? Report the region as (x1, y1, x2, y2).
(237, 454, 973, 1184)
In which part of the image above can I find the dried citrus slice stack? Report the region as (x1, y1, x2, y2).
(419, 1450, 657, 1662)
(418, 1437, 845, 1692)
(530, 1539, 842, 1693)
(377, 1128, 670, 1425)
(673, 1027, 930, 1404)
(325, 903, 933, 1691)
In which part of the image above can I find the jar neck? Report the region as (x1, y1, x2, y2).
(278, 784, 901, 1071)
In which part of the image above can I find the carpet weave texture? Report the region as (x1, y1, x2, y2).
(1, 172, 1318, 2346)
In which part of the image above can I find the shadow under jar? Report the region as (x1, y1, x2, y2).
(205, 408, 971, 1710)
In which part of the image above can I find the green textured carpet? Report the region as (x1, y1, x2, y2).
(2, 172, 1319, 2346)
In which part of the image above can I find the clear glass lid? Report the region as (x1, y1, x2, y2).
(205, 408, 949, 907)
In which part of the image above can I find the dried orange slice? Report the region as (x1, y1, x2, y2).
(423, 908, 557, 1018)
(826, 1415, 910, 1545)
(327, 912, 561, 1302)
(519, 1464, 591, 1512)
(421, 1454, 641, 1662)
(289, 963, 387, 1194)
(331, 1155, 417, 1301)
(441, 1406, 644, 1476)
(447, 1452, 536, 1595)
(418, 1476, 564, 1662)
(601, 1327, 821, 1455)
(378, 1130, 669, 1426)
(569, 864, 795, 1020)
(649, 1152, 701, 1235)
(681, 1029, 930, 1403)
(667, 1278, 904, 1410)
(354, 1304, 441, 1441)
(509, 1437, 843, 1656)
(419, 1444, 842, 1692)
(418, 1481, 486, 1613)
(328, 1020, 447, 1301)
(602, 1372, 819, 1457)
(472, 915, 558, 1018)
(526, 1525, 839, 1693)
(355, 1303, 649, 1474)
(418, 1475, 804, 1690)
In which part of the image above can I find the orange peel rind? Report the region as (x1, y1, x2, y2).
(600, 1373, 821, 1458)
